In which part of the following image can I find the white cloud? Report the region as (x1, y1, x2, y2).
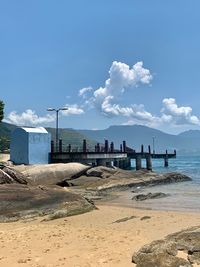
(5, 109, 55, 126)
(161, 98, 200, 125)
(77, 61, 200, 128)
(5, 104, 85, 126)
(91, 61, 152, 108)
(60, 104, 84, 116)
(78, 86, 93, 99)
(101, 96, 155, 121)
(121, 98, 200, 127)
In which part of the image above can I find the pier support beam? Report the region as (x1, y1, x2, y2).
(110, 142, 114, 153)
(68, 144, 71, 153)
(83, 139, 87, 153)
(146, 154, 152, 171)
(104, 140, 109, 153)
(59, 139, 62, 153)
(113, 159, 119, 167)
(123, 141, 126, 153)
(51, 140, 54, 153)
(141, 144, 144, 154)
(164, 150, 169, 167)
(136, 155, 142, 170)
(96, 159, 112, 167)
(127, 158, 131, 169)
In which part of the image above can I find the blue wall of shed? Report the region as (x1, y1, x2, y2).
(10, 128, 29, 164)
(28, 133, 51, 164)
(10, 128, 51, 165)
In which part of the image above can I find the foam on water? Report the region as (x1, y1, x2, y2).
(112, 155, 200, 212)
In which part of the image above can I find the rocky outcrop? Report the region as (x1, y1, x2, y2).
(0, 165, 27, 184)
(132, 226, 200, 267)
(0, 184, 95, 222)
(76, 169, 191, 192)
(0, 164, 192, 222)
(13, 163, 91, 186)
(86, 166, 116, 179)
(132, 192, 169, 201)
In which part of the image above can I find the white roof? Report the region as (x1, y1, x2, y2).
(20, 127, 48, 134)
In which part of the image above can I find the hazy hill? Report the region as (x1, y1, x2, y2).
(78, 125, 200, 154)
(46, 127, 97, 150)
(2, 122, 200, 154)
(0, 122, 97, 151)
(178, 130, 200, 138)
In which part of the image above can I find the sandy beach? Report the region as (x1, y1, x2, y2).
(0, 204, 199, 267)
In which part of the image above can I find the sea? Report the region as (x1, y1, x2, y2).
(110, 155, 200, 212)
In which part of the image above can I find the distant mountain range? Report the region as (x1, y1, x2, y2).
(1, 122, 200, 154)
(79, 125, 200, 154)
(0, 122, 96, 151)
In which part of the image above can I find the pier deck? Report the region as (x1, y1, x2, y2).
(50, 139, 176, 170)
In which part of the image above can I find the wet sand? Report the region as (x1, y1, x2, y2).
(0, 205, 200, 266)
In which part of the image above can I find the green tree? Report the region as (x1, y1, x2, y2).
(0, 100, 4, 122)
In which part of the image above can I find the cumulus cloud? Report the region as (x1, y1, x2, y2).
(161, 98, 200, 125)
(5, 109, 55, 126)
(60, 104, 84, 116)
(121, 98, 200, 127)
(78, 60, 200, 127)
(80, 61, 153, 112)
(5, 104, 84, 126)
(78, 86, 93, 99)
(101, 96, 155, 121)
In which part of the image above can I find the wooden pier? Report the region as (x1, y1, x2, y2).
(50, 139, 176, 170)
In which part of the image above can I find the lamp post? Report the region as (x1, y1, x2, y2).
(47, 107, 68, 152)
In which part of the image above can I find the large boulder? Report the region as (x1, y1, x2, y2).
(0, 184, 95, 222)
(13, 163, 91, 186)
(132, 226, 200, 267)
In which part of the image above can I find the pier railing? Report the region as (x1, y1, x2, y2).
(50, 139, 176, 169)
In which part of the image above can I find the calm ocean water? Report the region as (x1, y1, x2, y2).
(112, 155, 200, 212)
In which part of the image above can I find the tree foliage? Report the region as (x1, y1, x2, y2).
(0, 100, 4, 122)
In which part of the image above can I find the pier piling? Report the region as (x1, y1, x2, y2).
(136, 155, 142, 170)
(164, 150, 169, 167)
(59, 139, 62, 153)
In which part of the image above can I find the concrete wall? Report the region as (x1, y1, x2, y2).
(10, 127, 51, 165)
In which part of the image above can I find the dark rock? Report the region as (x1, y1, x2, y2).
(3, 166, 27, 184)
(0, 184, 95, 222)
(132, 192, 169, 201)
(159, 172, 192, 184)
(140, 216, 151, 220)
(112, 215, 137, 224)
(0, 169, 15, 184)
(56, 180, 74, 187)
(86, 166, 116, 179)
(86, 169, 103, 178)
(131, 188, 143, 193)
(132, 226, 200, 267)
(133, 252, 191, 267)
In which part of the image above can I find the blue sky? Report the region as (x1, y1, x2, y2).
(1, 0, 200, 133)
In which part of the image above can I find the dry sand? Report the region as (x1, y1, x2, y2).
(0, 205, 200, 267)
(0, 153, 9, 163)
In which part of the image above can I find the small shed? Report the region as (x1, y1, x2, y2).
(10, 127, 51, 165)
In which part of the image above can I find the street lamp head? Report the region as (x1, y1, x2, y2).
(59, 107, 68, 111)
(47, 108, 56, 111)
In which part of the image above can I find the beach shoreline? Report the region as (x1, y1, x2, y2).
(0, 162, 199, 265)
(0, 203, 200, 267)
